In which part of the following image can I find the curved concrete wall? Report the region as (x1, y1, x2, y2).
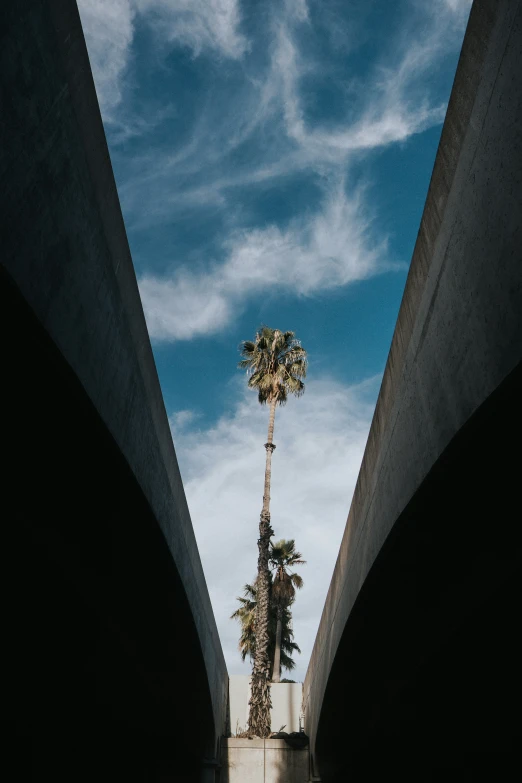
(304, 0, 522, 767)
(1, 0, 227, 775)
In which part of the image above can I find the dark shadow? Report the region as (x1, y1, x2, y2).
(315, 359, 522, 779)
(271, 743, 310, 783)
(1, 266, 215, 781)
(218, 738, 228, 783)
(288, 683, 296, 732)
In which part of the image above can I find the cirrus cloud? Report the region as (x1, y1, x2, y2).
(138, 180, 396, 342)
(78, 0, 248, 120)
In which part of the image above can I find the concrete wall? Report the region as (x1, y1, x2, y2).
(229, 675, 251, 735)
(1, 1, 227, 779)
(229, 676, 303, 735)
(270, 683, 304, 735)
(303, 0, 522, 775)
(222, 739, 309, 783)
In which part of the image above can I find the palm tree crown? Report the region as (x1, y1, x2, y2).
(270, 539, 305, 606)
(239, 327, 307, 405)
(230, 581, 301, 676)
(269, 539, 305, 683)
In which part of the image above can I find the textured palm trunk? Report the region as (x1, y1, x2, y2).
(272, 606, 283, 683)
(248, 397, 277, 737)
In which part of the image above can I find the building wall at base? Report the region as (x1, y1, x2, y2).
(221, 739, 309, 783)
(229, 676, 303, 735)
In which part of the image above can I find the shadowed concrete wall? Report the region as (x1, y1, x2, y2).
(1, 2, 227, 780)
(303, 0, 522, 776)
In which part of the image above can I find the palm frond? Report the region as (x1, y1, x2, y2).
(238, 325, 308, 404)
(231, 573, 302, 674)
(290, 573, 304, 589)
(269, 539, 305, 607)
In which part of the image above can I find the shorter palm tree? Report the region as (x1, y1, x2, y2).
(269, 540, 305, 683)
(231, 581, 301, 678)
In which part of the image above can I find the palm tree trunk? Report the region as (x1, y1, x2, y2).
(272, 606, 283, 683)
(262, 396, 277, 513)
(248, 397, 277, 737)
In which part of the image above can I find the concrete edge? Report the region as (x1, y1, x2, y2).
(224, 739, 308, 751)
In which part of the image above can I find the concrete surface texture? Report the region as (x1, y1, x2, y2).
(303, 0, 522, 776)
(229, 676, 303, 735)
(222, 739, 309, 783)
(1, 1, 227, 780)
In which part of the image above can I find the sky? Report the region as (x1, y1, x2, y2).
(78, 0, 471, 682)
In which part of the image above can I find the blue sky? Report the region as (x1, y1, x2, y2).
(78, 0, 471, 680)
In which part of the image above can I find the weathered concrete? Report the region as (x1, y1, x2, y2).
(222, 739, 309, 783)
(229, 675, 303, 735)
(304, 0, 522, 776)
(1, 1, 227, 780)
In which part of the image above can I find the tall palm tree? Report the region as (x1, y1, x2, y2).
(270, 539, 305, 683)
(231, 581, 301, 677)
(238, 326, 307, 737)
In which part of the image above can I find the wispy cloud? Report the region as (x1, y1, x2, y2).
(442, 0, 472, 12)
(134, 0, 249, 59)
(169, 408, 202, 431)
(77, 0, 135, 121)
(106, 0, 471, 230)
(270, 0, 468, 158)
(171, 374, 381, 679)
(138, 179, 395, 341)
(78, 0, 249, 122)
(79, 0, 471, 343)
(139, 272, 232, 342)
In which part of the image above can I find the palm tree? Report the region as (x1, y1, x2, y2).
(231, 580, 302, 678)
(238, 326, 307, 737)
(270, 539, 305, 683)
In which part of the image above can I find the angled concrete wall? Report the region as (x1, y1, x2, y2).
(304, 0, 522, 775)
(1, 2, 227, 780)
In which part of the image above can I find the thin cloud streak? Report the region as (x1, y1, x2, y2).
(443, 0, 472, 11)
(77, 0, 135, 121)
(138, 180, 397, 341)
(133, 0, 249, 59)
(171, 374, 381, 680)
(272, 0, 464, 156)
(78, 0, 248, 122)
